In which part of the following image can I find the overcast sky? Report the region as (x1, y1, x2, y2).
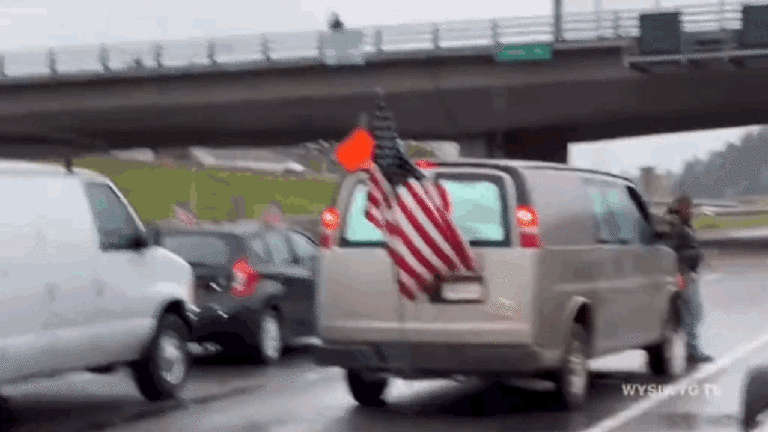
(0, 0, 748, 175)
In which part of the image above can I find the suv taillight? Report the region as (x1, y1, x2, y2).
(231, 258, 260, 298)
(320, 206, 340, 249)
(516, 205, 542, 249)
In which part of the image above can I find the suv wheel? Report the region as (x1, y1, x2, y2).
(647, 309, 687, 377)
(250, 309, 284, 365)
(131, 314, 190, 401)
(556, 324, 590, 411)
(346, 370, 387, 407)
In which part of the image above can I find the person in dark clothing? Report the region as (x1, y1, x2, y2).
(666, 194, 713, 364)
(329, 12, 344, 32)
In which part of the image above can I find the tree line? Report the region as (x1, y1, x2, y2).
(674, 127, 768, 199)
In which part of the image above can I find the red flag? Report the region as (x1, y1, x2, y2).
(363, 163, 479, 301)
(334, 127, 375, 172)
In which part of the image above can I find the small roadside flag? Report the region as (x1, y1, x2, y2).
(174, 205, 197, 226)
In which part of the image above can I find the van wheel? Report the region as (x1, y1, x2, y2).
(743, 367, 768, 431)
(249, 309, 284, 365)
(555, 324, 590, 411)
(346, 370, 387, 407)
(130, 314, 190, 402)
(646, 310, 687, 378)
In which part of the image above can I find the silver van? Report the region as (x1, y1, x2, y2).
(0, 160, 195, 401)
(312, 159, 685, 411)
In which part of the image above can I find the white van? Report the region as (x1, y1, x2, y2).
(0, 160, 195, 401)
(312, 159, 684, 411)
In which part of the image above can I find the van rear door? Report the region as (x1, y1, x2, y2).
(402, 167, 536, 346)
(318, 173, 403, 344)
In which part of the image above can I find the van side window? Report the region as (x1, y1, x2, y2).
(587, 188, 616, 243)
(84, 183, 140, 250)
(626, 186, 656, 245)
(588, 183, 649, 245)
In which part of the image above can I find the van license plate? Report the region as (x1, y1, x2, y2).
(441, 282, 483, 301)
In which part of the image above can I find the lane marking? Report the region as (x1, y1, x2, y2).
(581, 329, 768, 432)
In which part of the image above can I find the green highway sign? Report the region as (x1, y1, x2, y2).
(496, 44, 553, 62)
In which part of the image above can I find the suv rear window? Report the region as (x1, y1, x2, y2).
(161, 234, 232, 266)
(343, 178, 507, 245)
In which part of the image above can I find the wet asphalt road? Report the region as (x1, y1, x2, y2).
(3, 253, 768, 432)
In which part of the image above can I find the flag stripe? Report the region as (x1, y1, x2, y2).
(386, 220, 443, 278)
(387, 205, 449, 276)
(397, 271, 418, 301)
(396, 189, 464, 271)
(394, 195, 459, 273)
(403, 180, 469, 270)
(428, 180, 476, 271)
(363, 163, 478, 301)
(425, 179, 477, 272)
(387, 246, 431, 293)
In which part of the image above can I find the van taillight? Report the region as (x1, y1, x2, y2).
(320, 206, 340, 248)
(516, 205, 542, 248)
(231, 258, 259, 298)
(415, 159, 438, 170)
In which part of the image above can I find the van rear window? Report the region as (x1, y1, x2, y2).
(343, 179, 507, 245)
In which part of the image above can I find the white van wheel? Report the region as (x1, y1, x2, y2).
(647, 310, 687, 378)
(346, 370, 387, 407)
(131, 314, 190, 402)
(556, 324, 589, 411)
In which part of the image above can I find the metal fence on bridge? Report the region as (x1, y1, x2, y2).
(0, 1, 752, 78)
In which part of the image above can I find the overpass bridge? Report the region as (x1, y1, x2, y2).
(0, 1, 766, 161)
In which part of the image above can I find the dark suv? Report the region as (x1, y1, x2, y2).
(157, 221, 318, 364)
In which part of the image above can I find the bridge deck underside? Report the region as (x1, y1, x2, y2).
(0, 52, 766, 154)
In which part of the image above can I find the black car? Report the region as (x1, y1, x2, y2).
(156, 221, 319, 364)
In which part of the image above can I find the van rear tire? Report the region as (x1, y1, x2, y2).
(646, 309, 687, 378)
(555, 324, 590, 411)
(743, 367, 768, 431)
(346, 370, 387, 407)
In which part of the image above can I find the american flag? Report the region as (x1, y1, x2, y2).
(174, 205, 197, 226)
(361, 95, 478, 301)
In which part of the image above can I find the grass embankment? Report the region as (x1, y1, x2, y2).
(72, 157, 338, 222)
(68, 157, 768, 233)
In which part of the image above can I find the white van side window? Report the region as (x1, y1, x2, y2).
(84, 183, 141, 250)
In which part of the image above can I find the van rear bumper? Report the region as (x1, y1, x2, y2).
(311, 341, 560, 377)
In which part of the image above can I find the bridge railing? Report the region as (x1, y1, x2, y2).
(0, 1, 754, 78)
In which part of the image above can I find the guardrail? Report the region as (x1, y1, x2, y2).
(0, 1, 754, 78)
(703, 208, 768, 217)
